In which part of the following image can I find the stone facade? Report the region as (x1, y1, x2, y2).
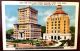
(13, 6, 41, 39)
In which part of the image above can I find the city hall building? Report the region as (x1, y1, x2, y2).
(13, 6, 41, 39)
(43, 5, 71, 41)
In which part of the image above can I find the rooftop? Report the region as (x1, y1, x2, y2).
(53, 5, 67, 15)
(18, 6, 38, 12)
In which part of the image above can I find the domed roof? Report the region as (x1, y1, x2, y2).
(53, 5, 67, 15)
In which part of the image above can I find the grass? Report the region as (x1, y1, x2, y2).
(7, 39, 58, 47)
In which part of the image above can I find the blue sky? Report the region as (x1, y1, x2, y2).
(5, 5, 75, 30)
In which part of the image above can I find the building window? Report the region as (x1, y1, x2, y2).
(64, 24, 66, 25)
(51, 36, 53, 39)
(55, 21, 57, 23)
(47, 22, 48, 24)
(58, 27, 60, 29)
(55, 27, 56, 29)
(20, 32, 23, 38)
(52, 27, 53, 29)
(47, 30, 48, 33)
(58, 18, 59, 20)
(64, 26, 65, 28)
(56, 18, 57, 20)
(64, 21, 66, 23)
(58, 24, 60, 26)
(52, 31, 53, 33)
(64, 29, 65, 33)
(58, 36, 60, 40)
(55, 31, 56, 33)
(54, 36, 56, 40)
(64, 29, 65, 31)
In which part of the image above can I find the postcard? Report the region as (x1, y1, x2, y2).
(2, 1, 79, 50)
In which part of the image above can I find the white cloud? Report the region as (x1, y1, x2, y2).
(38, 9, 54, 26)
(43, 16, 49, 22)
(43, 9, 53, 22)
(6, 16, 18, 30)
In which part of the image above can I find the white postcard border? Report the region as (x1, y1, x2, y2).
(1, 1, 79, 50)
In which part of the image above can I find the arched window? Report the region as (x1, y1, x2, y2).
(51, 36, 53, 39)
(20, 32, 23, 38)
(54, 36, 56, 40)
(58, 36, 60, 40)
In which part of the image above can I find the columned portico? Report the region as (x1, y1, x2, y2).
(43, 33, 71, 41)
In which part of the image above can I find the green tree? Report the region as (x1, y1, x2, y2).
(41, 26, 46, 37)
(60, 26, 75, 46)
(70, 26, 75, 33)
(70, 26, 75, 46)
(6, 29, 14, 39)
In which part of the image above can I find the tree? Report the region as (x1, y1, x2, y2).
(59, 26, 75, 46)
(6, 29, 14, 39)
(70, 26, 75, 39)
(70, 26, 75, 33)
(70, 26, 75, 46)
(41, 26, 46, 37)
(6, 29, 13, 35)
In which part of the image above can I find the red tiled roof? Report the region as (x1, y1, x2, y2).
(53, 10, 67, 15)
(53, 5, 67, 15)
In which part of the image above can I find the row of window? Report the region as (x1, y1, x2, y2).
(47, 23, 66, 27)
(19, 27, 29, 28)
(48, 17, 60, 21)
(47, 30, 60, 33)
(45, 36, 60, 40)
(51, 36, 60, 40)
(47, 22, 60, 27)
(47, 27, 60, 29)
(19, 11, 30, 13)
(52, 24, 60, 26)
(47, 21, 60, 24)
(18, 20, 37, 23)
(19, 12, 37, 17)
(47, 20, 66, 24)
(19, 9, 36, 14)
(47, 29, 67, 33)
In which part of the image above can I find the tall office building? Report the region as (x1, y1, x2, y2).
(13, 6, 41, 39)
(43, 5, 71, 41)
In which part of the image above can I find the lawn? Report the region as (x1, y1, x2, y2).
(6, 39, 58, 46)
